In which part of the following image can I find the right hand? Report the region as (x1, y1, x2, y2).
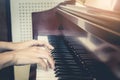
(12, 46, 55, 70)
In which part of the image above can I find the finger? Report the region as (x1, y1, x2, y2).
(23, 53, 48, 71)
(37, 41, 54, 50)
(38, 46, 52, 53)
(31, 47, 55, 69)
(28, 40, 54, 50)
(43, 46, 53, 54)
(35, 47, 52, 56)
(45, 55, 55, 69)
(37, 58, 48, 71)
(44, 43, 54, 50)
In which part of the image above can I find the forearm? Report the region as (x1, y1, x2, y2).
(0, 41, 17, 50)
(0, 52, 14, 69)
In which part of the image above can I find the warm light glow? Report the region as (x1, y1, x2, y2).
(77, 37, 97, 51)
(112, 0, 118, 10)
(75, 3, 86, 7)
(77, 37, 110, 62)
(85, 0, 117, 11)
(75, 0, 86, 6)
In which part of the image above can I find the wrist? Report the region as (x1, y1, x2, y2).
(0, 51, 15, 69)
(8, 42, 22, 50)
(0, 41, 17, 50)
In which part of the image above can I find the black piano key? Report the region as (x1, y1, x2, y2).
(54, 60, 75, 63)
(54, 57, 75, 60)
(55, 66, 85, 72)
(55, 69, 85, 73)
(58, 76, 94, 80)
(46, 35, 99, 80)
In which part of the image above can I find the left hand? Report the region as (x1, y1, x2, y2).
(11, 40, 54, 50)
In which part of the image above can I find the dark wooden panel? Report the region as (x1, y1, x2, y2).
(0, 0, 11, 41)
(0, 0, 8, 41)
(0, 0, 14, 80)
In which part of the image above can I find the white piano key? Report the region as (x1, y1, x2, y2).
(36, 36, 58, 80)
(37, 36, 49, 42)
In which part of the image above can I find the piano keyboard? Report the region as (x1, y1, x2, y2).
(36, 35, 95, 80)
(35, 35, 118, 80)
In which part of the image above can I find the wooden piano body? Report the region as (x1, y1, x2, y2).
(30, 0, 120, 80)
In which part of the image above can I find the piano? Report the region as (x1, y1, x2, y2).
(29, 0, 120, 80)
